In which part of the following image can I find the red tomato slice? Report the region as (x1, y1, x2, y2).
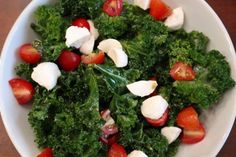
(72, 18, 90, 30)
(108, 143, 127, 157)
(170, 62, 196, 81)
(176, 106, 201, 130)
(150, 0, 172, 21)
(81, 52, 105, 64)
(101, 124, 119, 136)
(58, 50, 81, 71)
(37, 148, 53, 157)
(103, 0, 123, 16)
(19, 43, 41, 64)
(181, 123, 205, 144)
(9, 78, 35, 105)
(99, 133, 119, 145)
(145, 109, 169, 127)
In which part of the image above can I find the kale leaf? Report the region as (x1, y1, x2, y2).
(28, 68, 104, 157)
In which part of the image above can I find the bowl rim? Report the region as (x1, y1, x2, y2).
(0, 0, 236, 156)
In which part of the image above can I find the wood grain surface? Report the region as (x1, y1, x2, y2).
(0, 0, 235, 156)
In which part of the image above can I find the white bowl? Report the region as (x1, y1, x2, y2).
(0, 0, 236, 157)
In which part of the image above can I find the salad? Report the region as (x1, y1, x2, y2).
(8, 0, 235, 157)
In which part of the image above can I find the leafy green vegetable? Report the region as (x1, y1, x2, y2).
(110, 94, 139, 132)
(94, 13, 129, 39)
(173, 81, 220, 108)
(31, 5, 69, 44)
(93, 64, 141, 94)
(29, 68, 104, 157)
(24, 1, 235, 157)
(58, 0, 104, 19)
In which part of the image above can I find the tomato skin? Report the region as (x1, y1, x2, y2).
(176, 106, 200, 130)
(9, 78, 35, 105)
(37, 148, 53, 157)
(99, 133, 119, 145)
(58, 50, 81, 71)
(145, 109, 169, 127)
(108, 143, 127, 157)
(103, 0, 123, 16)
(170, 62, 196, 81)
(81, 52, 105, 64)
(72, 18, 90, 30)
(19, 43, 41, 64)
(181, 123, 205, 144)
(150, 0, 172, 21)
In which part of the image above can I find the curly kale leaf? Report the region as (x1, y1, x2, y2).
(15, 63, 33, 81)
(188, 31, 209, 52)
(206, 50, 235, 94)
(32, 39, 68, 62)
(31, 5, 69, 43)
(120, 124, 177, 157)
(94, 13, 129, 39)
(59, 0, 104, 19)
(173, 81, 220, 108)
(121, 17, 168, 75)
(110, 94, 139, 132)
(31, 5, 70, 62)
(29, 68, 104, 157)
(93, 64, 141, 94)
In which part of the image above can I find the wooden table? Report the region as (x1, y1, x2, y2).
(0, 0, 235, 156)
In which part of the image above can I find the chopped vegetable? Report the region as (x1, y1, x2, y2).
(11, 0, 235, 156)
(19, 43, 41, 64)
(9, 78, 35, 105)
(57, 50, 81, 71)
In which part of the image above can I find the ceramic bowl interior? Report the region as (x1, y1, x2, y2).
(0, 0, 236, 157)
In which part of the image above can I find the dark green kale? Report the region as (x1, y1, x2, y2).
(173, 81, 220, 109)
(31, 5, 69, 44)
(15, 63, 33, 81)
(188, 31, 209, 52)
(93, 64, 141, 94)
(206, 50, 235, 94)
(32, 39, 68, 62)
(110, 94, 139, 132)
(58, 0, 104, 19)
(31, 5, 70, 61)
(28, 68, 104, 157)
(119, 124, 177, 157)
(94, 13, 129, 39)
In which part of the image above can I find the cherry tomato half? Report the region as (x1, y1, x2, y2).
(181, 123, 205, 144)
(170, 62, 196, 81)
(99, 133, 119, 145)
(37, 148, 53, 157)
(145, 109, 169, 127)
(58, 50, 81, 71)
(176, 106, 201, 130)
(72, 18, 90, 30)
(108, 143, 127, 157)
(9, 78, 35, 105)
(150, 0, 172, 21)
(103, 0, 123, 16)
(81, 51, 105, 64)
(19, 43, 41, 64)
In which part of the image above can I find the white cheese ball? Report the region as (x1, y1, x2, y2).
(127, 80, 158, 97)
(128, 150, 148, 157)
(31, 62, 61, 90)
(65, 26, 90, 48)
(141, 95, 168, 120)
